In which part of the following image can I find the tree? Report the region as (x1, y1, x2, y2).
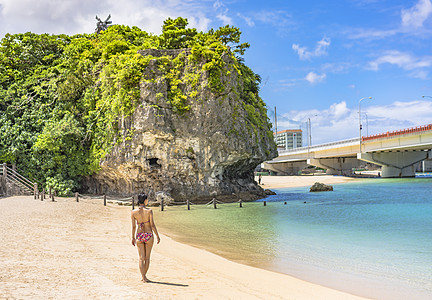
(159, 17, 197, 49)
(214, 25, 250, 55)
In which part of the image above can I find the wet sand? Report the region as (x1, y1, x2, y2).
(0, 195, 366, 299)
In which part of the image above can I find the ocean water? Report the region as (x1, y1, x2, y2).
(155, 178, 432, 299)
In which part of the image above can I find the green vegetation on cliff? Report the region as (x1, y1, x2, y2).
(0, 17, 274, 195)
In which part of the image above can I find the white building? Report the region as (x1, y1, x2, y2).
(274, 129, 303, 150)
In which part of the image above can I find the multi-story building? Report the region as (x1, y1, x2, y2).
(274, 129, 303, 150)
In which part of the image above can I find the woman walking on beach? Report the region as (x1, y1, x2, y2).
(131, 193, 160, 282)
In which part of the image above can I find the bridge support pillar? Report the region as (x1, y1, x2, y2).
(262, 161, 308, 175)
(422, 159, 432, 172)
(307, 157, 361, 176)
(358, 150, 431, 177)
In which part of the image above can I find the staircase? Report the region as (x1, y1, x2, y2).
(0, 164, 35, 196)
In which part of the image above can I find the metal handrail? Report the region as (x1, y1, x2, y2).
(1, 164, 34, 193)
(7, 166, 34, 189)
(7, 172, 33, 191)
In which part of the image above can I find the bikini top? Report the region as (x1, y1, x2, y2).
(139, 220, 150, 228)
(138, 207, 150, 228)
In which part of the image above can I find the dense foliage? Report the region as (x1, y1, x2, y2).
(0, 17, 272, 195)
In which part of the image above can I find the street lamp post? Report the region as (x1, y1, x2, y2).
(359, 97, 372, 152)
(307, 117, 311, 158)
(306, 114, 318, 158)
(421, 96, 431, 172)
(362, 112, 369, 136)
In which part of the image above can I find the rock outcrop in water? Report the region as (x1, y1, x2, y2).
(310, 182, 334, 192)
(85, 49, 277, 202)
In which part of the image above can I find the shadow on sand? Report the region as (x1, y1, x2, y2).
(148, 280, 188, 287)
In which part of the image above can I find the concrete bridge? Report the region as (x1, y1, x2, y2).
(263, 124, 432, 178)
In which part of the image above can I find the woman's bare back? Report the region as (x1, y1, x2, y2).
(133, 208, 152, 233)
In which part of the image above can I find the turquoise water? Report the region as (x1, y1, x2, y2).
(156, 178, 432, 299)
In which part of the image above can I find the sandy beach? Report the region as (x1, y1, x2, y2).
(256, 174, 357, 189)
(0, 176, 367, 300)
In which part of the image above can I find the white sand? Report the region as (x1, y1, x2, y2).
(257, 174, 357, 189)
(0, 193, 367, 299)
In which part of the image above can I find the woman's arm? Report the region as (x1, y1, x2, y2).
(131, 211, 136, 246)
(149, 210, 160, 244)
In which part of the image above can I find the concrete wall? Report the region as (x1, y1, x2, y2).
(421, 159, 432, 171)
(308, 157, 362, 176)
(0, 177, 5, 196)
(359, 150, 431, 177)
(262, 161, 308, 175)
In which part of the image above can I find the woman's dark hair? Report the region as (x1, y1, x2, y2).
(137, 193, 148, 204)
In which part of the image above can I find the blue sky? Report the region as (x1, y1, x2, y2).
(1, 0, 432, 144)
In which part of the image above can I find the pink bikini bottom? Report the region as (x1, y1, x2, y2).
(136, 232, 153, 243)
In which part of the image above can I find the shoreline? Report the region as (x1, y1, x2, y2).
(257, 174, 359, 190)
(0, 191, 367, 299)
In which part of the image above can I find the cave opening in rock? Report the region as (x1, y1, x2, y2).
(148, 158, 161, 168)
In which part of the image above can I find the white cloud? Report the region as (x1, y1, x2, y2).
(368, 100, 432, 127)
(401, 0, 432, 29)
(292, 44, 307, 59)
(253, 10, 294, 30)
(237, 13, 255, 27)
(188, 16, 212, 32)
(305, 72, 326, 84)
(348, 0, 432, 40)
(0, 0, 214, 37)
(0, 1, 295, 38)
(292, 37, 330, 60)
(368, 51, 412, 70)
(275, 99, 432, 145)
(213, 1, 223, 10)
(231, 10, 294, 36)
(316, 37, 331, 53)
(213, 0, 233, 25)
(368, 50, 432, 77)
(277, 78, 301, 89)
(217, 14, 232, 25)
(322, 62, 352, 74)
(410, 70, 429, 79)
(329, 101, 350, 120)
(347, 28, 398, 40)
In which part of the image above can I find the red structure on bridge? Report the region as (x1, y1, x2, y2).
(362, 124, 432, 142)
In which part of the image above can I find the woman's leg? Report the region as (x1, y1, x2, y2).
(136, 242, 146, 281)
(142, 237, 154, 281)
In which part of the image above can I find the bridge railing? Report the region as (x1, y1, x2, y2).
(277, 123, 432, 156)
(362, 123, 432, 142)
(278, 137, 360, 155)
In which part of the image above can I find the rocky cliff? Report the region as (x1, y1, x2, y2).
(86, 48, 277, 202)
